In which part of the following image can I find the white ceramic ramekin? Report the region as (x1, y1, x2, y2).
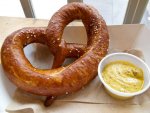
(98, 52, 150, 99)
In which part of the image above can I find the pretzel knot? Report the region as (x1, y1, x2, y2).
(1, 3, 109, 106)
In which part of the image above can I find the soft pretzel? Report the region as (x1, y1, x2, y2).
(1, 3, 109, 106)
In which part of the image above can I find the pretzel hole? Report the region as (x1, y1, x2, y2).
(62, 21, 87, 44)
(62, 58, 77, 66)
(24, 43, 54, 69)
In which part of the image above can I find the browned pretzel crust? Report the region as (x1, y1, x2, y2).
(1, 2, 109, 105)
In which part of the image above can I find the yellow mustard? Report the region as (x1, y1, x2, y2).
(102, 60, 144, 93)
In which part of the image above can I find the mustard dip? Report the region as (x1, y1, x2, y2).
(102, 60, 144, 93)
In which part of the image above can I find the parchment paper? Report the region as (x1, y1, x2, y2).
(4, 45, 150, 113)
